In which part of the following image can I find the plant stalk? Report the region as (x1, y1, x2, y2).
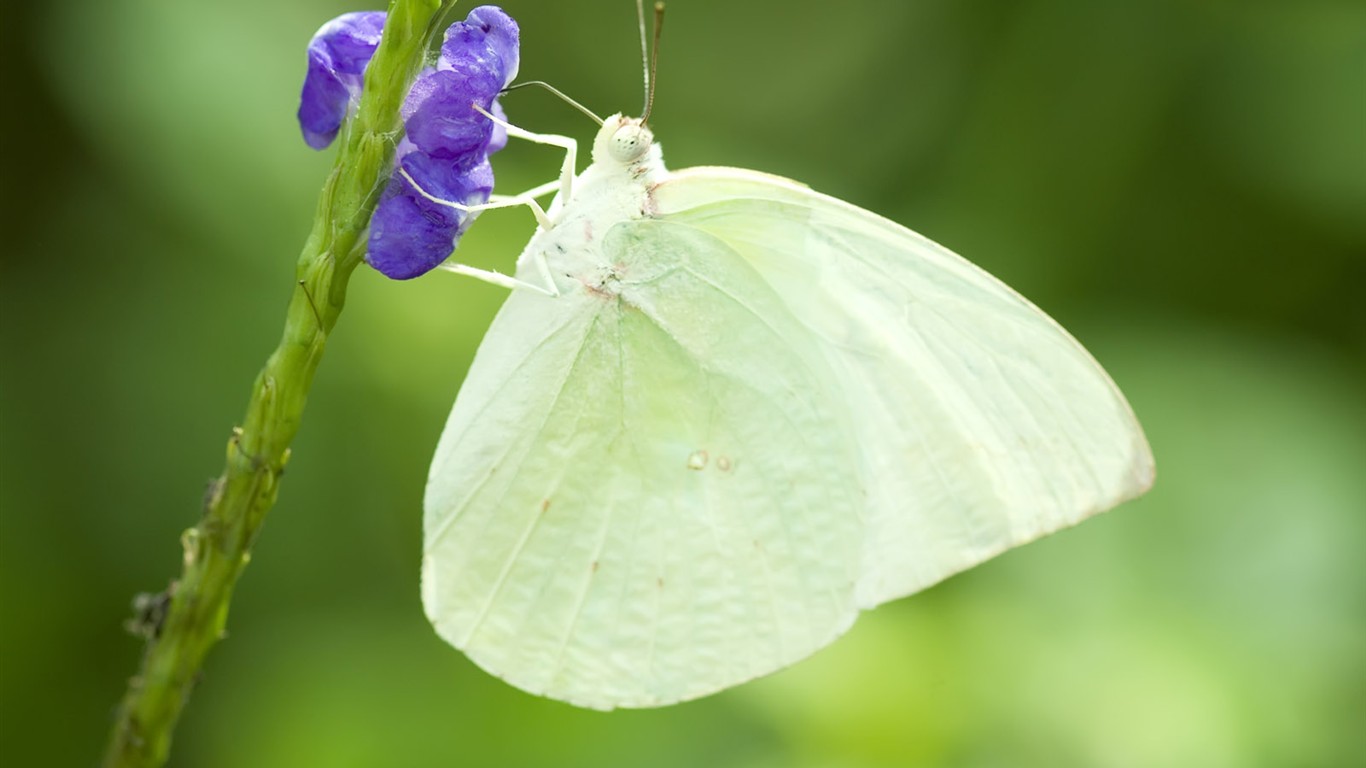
(101, 2, 450, 765)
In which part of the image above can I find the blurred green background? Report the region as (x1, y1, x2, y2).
(3, 0, 1364, 765)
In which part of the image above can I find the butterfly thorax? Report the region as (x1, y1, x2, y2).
(512, 114, 668, 297)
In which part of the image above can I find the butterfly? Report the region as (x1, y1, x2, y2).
(418, 8, 1154, 711)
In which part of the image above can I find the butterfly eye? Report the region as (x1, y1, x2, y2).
(608, 123, 652, 163)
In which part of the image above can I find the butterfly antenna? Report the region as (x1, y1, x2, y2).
(641, 2, 665, 125)
(501, 80, 605, 126)
(636, 0, 650, 116)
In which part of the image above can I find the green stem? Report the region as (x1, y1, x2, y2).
(101, 2, 451, 765)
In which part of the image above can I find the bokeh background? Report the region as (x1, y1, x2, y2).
(3, 0, 1363, 765)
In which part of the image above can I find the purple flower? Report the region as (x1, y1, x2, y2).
(365, 6, 520, 280)
(294, 6, 519, 280)
(297, 11, 386, 150)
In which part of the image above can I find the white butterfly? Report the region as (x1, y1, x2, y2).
(417, 15, 1153, 710)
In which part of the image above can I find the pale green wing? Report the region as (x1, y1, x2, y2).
(422, 221, 865, 709)
(653, 167, 1155, 608)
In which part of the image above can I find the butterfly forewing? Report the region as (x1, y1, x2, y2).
(422, 218, 866, 708)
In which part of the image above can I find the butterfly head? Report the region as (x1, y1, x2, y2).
(593, 113, 660, 171)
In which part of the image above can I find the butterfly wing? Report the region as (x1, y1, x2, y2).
(422, 223, 867, 709)
(425, 162, 1154, 710)
(652, 167, 1155, 608)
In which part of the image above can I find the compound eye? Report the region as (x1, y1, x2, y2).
(608, 124, 651, 162)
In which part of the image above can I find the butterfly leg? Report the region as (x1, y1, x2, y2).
(482, 179, 564, 296)
(466, 103, 581, 295)
(436, 262, 558, 297)
(489, 178, 561, 204)
(485, 178, 564, 229)
(474, 103, 578, 204)
(399, 168, 556, 229)
(395, 169, 561, 296)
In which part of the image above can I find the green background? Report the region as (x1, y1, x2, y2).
(3, 0, 1363, 765)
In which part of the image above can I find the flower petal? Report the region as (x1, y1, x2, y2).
(487, 99, 510, 155)
(401, 68, 502, 160)
(441, 6, 520, 87)
(297, 11, 386, 150)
